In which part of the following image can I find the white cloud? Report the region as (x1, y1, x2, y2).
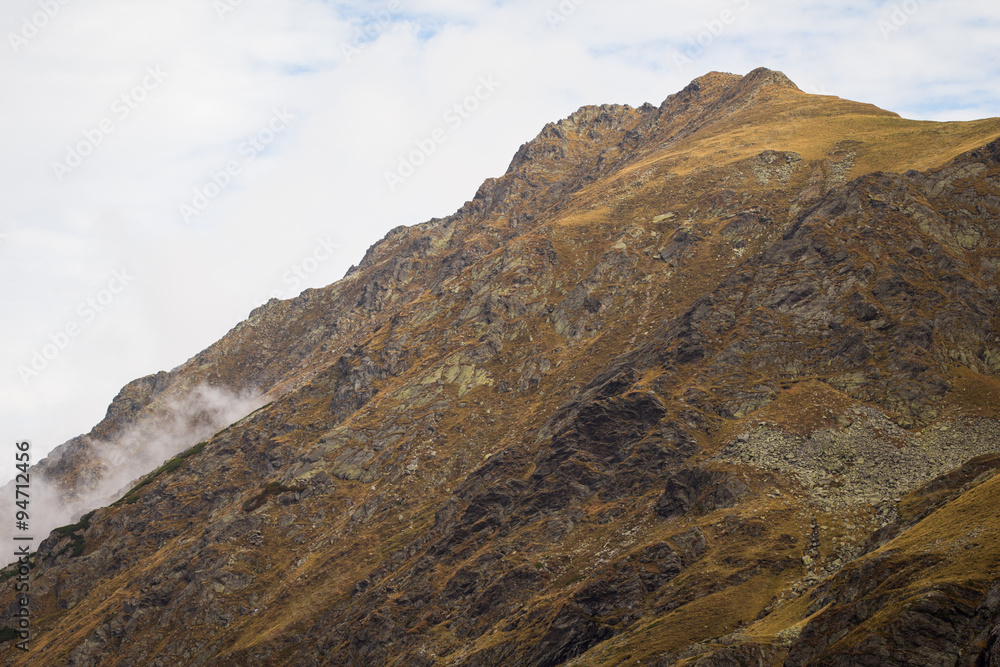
(0, 383, 264, 544)
(1, 0, 998, 472)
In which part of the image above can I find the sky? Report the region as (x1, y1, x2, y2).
(2, 0, 999, 469)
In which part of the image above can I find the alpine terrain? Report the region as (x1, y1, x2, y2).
(4, 67, 1000, 666)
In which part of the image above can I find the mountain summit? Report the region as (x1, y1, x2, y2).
(5, 68, 1000, 665)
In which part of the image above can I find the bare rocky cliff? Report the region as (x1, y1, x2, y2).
(3, 68, 1000, 666)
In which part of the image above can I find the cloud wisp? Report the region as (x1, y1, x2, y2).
(1, 384, 265, 561)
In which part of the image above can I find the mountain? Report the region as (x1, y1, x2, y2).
(3, 67, 1000, 666)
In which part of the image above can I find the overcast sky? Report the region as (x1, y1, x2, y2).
(2, 0, 999, 467)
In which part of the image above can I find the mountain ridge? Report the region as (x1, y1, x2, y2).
(4, 68, 1000, 665)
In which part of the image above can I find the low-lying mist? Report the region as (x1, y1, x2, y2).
(2, 384, 266, 564)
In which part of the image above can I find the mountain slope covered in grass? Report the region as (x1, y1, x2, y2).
(3, 68, 1000, 666)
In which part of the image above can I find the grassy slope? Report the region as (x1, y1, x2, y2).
(8, 77, 1000, 665)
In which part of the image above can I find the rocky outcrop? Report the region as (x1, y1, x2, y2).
(3, 69, 1000, 666)
(656, 466, 748, 520)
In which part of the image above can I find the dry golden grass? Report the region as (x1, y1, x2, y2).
(942, 367, 1000, 420)
(7, 72, 1000, 666)
(745, 380, 861, 437)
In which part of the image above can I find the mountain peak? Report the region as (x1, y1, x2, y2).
(6, 69, 1000, 667)
(670, 67, 799, 104)
(738, 66, 800, 91)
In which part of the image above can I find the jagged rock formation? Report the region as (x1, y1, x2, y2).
(3, 68, 1000, 666)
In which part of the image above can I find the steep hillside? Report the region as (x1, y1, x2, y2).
(3, 68, 1000, 666)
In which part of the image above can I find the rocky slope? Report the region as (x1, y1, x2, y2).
(3, 68, 1000, 666)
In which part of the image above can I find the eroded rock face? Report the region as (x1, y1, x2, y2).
(4, 69, 1000, 666)
(656, 467, 748, 520)
(786, 575, 1000, 667)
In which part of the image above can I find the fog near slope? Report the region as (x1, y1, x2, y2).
(2, 385, 265, 562)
